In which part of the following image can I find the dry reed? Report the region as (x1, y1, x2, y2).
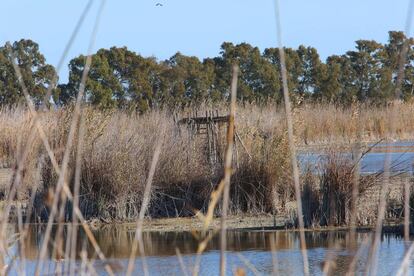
(2, 103, 414, 223)
(274, 0, 309, 274)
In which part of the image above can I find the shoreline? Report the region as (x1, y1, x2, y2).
(16, 215, 407, 234)
(106, 216, 408, 234)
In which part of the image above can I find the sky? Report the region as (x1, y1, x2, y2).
(1, 0, 412, 83)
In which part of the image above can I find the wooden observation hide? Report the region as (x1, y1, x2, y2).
(178, 110, 229, 166)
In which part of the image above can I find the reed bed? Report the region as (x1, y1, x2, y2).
(0, 103, 412, 223)
(0, 105, 287, 221)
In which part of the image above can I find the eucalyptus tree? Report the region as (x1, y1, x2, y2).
(214, 42, 280, 103)
(0, 39, 57, 106)
(59, 47, 163, 112)
(263, 47, 302, 102)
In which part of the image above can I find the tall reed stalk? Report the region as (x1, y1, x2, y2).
(219, 64, 239, 276)
(274, 0, 309, 274)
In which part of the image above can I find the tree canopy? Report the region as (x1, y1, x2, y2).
(0, 39, 57, 106)
(1, 31, 413, 111)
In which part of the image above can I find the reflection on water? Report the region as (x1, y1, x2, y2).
(5, 225, 414, 275)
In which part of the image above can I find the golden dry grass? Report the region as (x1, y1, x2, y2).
(0, 102, 413, 221)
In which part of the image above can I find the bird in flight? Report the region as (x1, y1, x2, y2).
(156, 3, 163, 7)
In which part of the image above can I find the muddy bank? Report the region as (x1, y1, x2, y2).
(88, 215, 408, 234)
(125, 215, 285, 232)
(15, 215, 408, 234)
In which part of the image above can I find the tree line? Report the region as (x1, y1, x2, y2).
(0, 31, 413, 112)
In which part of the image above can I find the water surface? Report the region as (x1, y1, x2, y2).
(6, 225, 414, 275)
(299, 141, 414, 174)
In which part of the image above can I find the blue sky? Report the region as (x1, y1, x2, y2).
(1, 0, 412, 82)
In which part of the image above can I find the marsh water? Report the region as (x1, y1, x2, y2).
(299, 141, 414, 174)
(5, 225, 414, 275)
